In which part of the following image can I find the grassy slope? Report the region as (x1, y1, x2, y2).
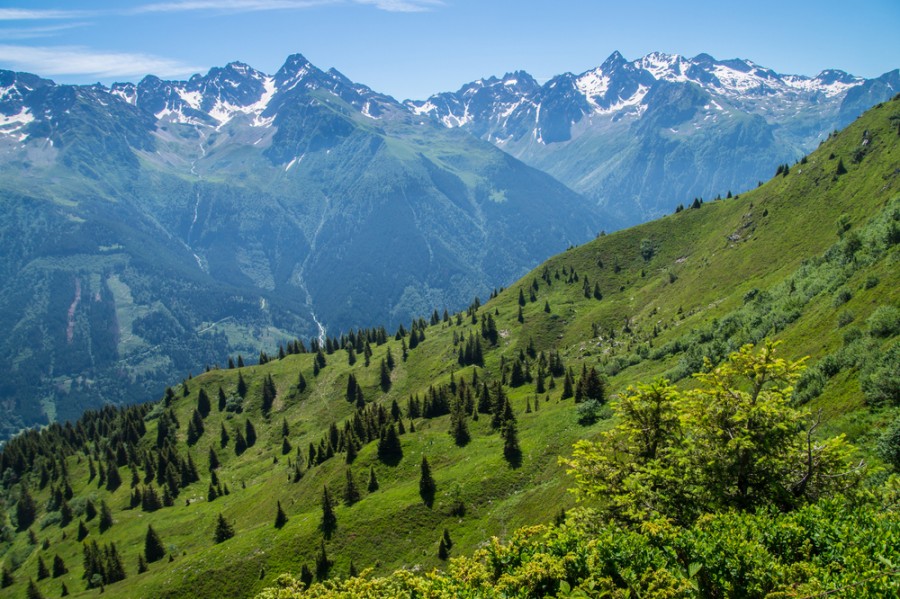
(4, 98, 899, 599)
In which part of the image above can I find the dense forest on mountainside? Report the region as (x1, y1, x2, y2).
(0, 96, 897, 598)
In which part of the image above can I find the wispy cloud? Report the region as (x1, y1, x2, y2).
(0, 45, 203, 79)
(132, 0, 336, 14)
(132, 0, 442, 14)
(0, 9, 89, 21)
(0, 22, 90, 40)
(353, 0, 442, 12)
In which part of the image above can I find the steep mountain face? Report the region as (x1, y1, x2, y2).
(407, 51, 899, 226)
(0, 55, 601, 439)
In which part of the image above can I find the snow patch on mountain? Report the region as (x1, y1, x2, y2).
(0, 106, 33, 140)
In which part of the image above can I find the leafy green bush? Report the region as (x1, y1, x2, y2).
(868, 305, 900, 338)
(861, 342, 900, 406)
(878, 415, 900, 471)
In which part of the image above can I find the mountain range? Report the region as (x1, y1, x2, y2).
(0, 55, 598, 439)
(0, 50, 896, 439)
(408, 51, 900, 226)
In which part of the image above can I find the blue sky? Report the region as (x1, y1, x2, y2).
(0, 0, 897, 100)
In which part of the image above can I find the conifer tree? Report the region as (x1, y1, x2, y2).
(300, 564, 313, 588)
(380, 359, 391, 392)
(218, 386, 227, 411)
(144, 525, 165, 563)
(26, 579, 44, 599)
(377, 424, 403, 464)
(16, 485, 37, 531)
(237, 371, 247, 398)
(137, 554, 148, 574)
(36, 555, 49, 580)
(282, 437, 292, 455)
(245, 420, 257, 447)
(419, 456, 437, 507)
(297, 372, 307, 393)
(320, 485, 337, 538)
(274, 501, 288, 529)
(261, 374, 276, 415)
(343, 468, 360, 506)
(197, 388, 211, 418)
(367, 466, 379, 492)
(562, 369, 575, 399)
(315, 539, 332, 581)
(438, 537, 449, 560)
(836, 157, 847, 176)
(220, 423, 230, 448)
(77, 520, 89, 541)
(98, 500, 113, 533)
(449, 399, 470, 447)
(59, 499, 73, 527)
(442, 527, 453, 549)
(214, 514, 235, 543)
(0, 565, 12, 588)
(61, 582, 70, 597)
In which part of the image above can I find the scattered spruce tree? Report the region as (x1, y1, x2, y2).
(315, 539, 332, 581)
(380, 359, 391, 392)
(438, 537, 449, 560)
(419, 456, 437, 507)
(36, 555, 49, 580)
(367, 466, 379, 492)
(274, 501, 288, 529)
(144, 525, 166, 563)
(442, 527, 453, 549)
(321, 485, 337, 538)
(1, 564, 13, 588)
(217, 386, 227, 411)
(237, 371, 247, 398)
(16, 485, 37, 531)
(51, 555, 67, 578)
(60, 582, 69, 597)
(77, 520, 88, 541)
(98, 500, 113, 533)
(297, 372, 307, 393)
(244, 420, 256, 448)
(836, 157, 848, 176)
(197, 388, 211, 418)
(26, 579, 44, 599)
(214, 514, 235, 543)
(377, 423, 403, 465)
(261, 374, 276, 415)
(343, 468, 360, 506)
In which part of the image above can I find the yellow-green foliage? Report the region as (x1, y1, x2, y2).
(561, 343, 863, 524)
(257, 488, 900, 598)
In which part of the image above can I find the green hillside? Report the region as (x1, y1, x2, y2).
(1, 97, 898, 599)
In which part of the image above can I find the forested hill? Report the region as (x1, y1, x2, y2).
(0, 96, 898, 598)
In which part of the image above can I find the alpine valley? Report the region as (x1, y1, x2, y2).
(0, 50, 896, 443)
(0, 95, 897, 598)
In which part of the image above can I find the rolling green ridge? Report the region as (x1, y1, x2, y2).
(0, 97, 898, 598)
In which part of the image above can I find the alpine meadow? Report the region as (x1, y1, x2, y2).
(0, 71, 898, 599)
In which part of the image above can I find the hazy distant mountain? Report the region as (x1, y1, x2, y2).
(0, 55, 600, 437)
(406, 51, 899, 226)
